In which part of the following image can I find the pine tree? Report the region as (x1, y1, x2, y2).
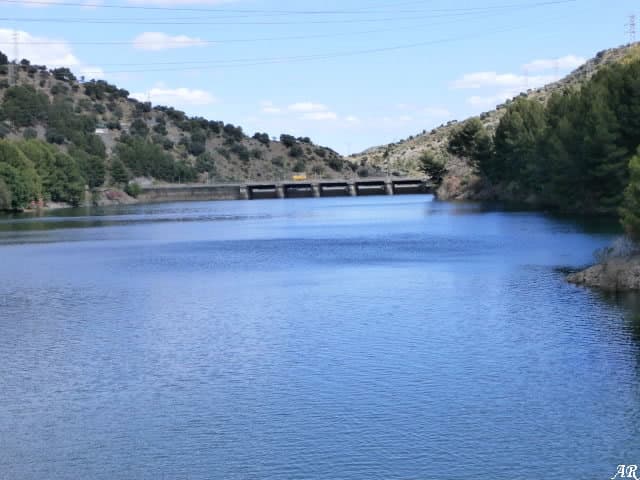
(579, 85, 629, 210)
(621, 150, 640, 240)
(110, 159, 129, 185)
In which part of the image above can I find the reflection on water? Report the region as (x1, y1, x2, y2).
(0, 195, 638, 480)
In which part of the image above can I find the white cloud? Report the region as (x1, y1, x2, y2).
(0, 29, 108, 79)
(523, 54, 585, 73)
(451, 71, 555, 90)
(260, 101, 282, 114)
(131, 86, 216, 105)
(288, 102, 328, 113)
(302, 111, 338, 121)
(0, 29, 80, 67)
(345, 115, 360, 124)
(132, 32, 206, 51)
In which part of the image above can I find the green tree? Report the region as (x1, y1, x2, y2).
(0, 140, 42, 208)
(1, 86, 49, 127)
(0, 177, 11, 210)
(493, 98, 546, 189)
(69, 146, 105, 189)
(46, 152, 85, 205)
(621, 149, 640, 240)
(115, 138, 196, 182)
(110, 159, 129, 185)
(418, 151, 447, 186)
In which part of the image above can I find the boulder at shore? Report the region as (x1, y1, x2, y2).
(567, 256, 640, 291)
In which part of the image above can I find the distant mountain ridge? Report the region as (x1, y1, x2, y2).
(349, 42, 640, 198)
(0, 51, 352, 193)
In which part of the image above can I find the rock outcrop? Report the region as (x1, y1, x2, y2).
(567, 257, 640, 291)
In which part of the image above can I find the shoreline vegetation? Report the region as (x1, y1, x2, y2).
(420, 48, 640, 291)
(2, 45, 640, 289)
(0, 50, 356, 214)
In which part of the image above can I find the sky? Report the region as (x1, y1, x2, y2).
(0, 0, 637, 154)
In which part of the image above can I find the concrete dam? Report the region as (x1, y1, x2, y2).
(139, 177, 433, 203)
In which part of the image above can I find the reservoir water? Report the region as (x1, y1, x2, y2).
(0, 195, 638, 480)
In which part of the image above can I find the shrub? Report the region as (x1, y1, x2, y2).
(216, 147, 230, 159)
(45, 129, 65, 144)
(289, 144, 304, 158)
(130, 119, 149, 137)
(153, 119, 168, 135)
(223, 123, 243, 142)
(77, 98, 92, 111)
(230, 143, 250, 162)
(23, 128, 38, 140)
(292, 159, 306, 172)
(280, 134, 296, 148)
(253, 132, 270, 145)
(51, 67, 76, 82)
(314, 147, 327, 158)
(356, 167, 370, 178)
(418, 151, 447, 186)
(50, 84, 69, 96)
(188, 141, 206, 157)
(195, 152, 216, 174)
(125, 182, 142, 198)
(327, 156, 342, 171)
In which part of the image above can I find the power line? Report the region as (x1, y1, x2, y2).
(0, 17, 566, 74)
(0, 12, 520, 47)
(0, 0, 577, 15)
(68, 21, 563, 75)
(0, 0, 578, 25)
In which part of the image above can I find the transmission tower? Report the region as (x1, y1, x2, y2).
(8, 30, 18, 86)
(626, 14, 636, 44)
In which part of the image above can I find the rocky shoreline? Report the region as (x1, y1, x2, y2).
(567, 256, 640, 292)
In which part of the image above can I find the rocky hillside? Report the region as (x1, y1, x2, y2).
(349, 42, 640, 199)
(0, 52, 350, 188)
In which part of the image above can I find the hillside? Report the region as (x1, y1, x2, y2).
(350, 42, 640, 199)
(0, 50, 355, 208)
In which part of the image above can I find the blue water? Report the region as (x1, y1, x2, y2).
(0, 195, 638, 480)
